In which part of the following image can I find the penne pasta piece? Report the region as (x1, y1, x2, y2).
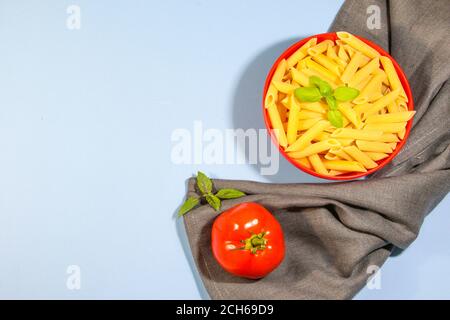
(362, 89, 401, 118)
(343, 145, 378, 169)
(396, 97, 409, 112)
(365, 111, 415, 123)
(299, 101, 327, 114)
(326, 45, 338, 60)
(313, 131, 331, 142)
(387, 100, 399, 113)
(308, 154, 328, 175)
(285, 120, 330, 152)
(357, 54, 371, 67)
(286, 96, 301, 145)
(340, 51, 364, 84)
(272, 80, 297, 94)
(287, 38, 318, 68)
(305, 59, 339, 83)
(363, 122, 407, 133)
(307, 40, 334, 56)
(365, 152, 389, 161)
(338, 102, 363, 128)
(397, 128, 406, 140)
(372, 68, 389, 86)
(267, 103, 288, 147)
(322, 160, 367, 172)
(324, 152, 341, 161)
(298, 118, 321, 131)
(378, 133, 400, 142)
(388, 142, 397, 150)
(328, 170, 347, 176)
(301, 67, 340, 89)
(264, 84, 278, 108)
(356, 140, 393, 153)
(380, 56, 408, 102)
(347, 57, 380, 88)
(330, 148, 353, 161)
(353, 73, 385, 104)
(337, 31, 380, 59)
(297, 110, 325, 120)
(331, 128, 383, 141)
(353, 74, 372, 91)
(311, 53, 341, 76)
(338, 44, 350, 62)
(272, 59, 287, 82)
(288, 139, 341, 158)
(290, 68, 310, 87)
(294, 157, 312, 169)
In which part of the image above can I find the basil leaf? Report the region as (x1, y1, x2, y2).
(294, 87, 322, 102)
(178, 196, 200, 217)
(309, 76, 323, 88)
(325, 95, 338, 110)
(334, 86, 360, 101)
(196, 171, 212, 195)
(205, 194, 221, 211)
(328, 110, 344, 128)
(309, 76, 332, 97)
(215, 188, 246, 199)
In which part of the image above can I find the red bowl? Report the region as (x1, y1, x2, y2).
(262, 32, 414, 181)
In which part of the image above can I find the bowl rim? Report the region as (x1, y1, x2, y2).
(262, 32, 414, 181)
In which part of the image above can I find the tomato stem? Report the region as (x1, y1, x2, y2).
(242, 232, 268, 254)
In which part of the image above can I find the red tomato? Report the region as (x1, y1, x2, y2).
(211, 202, 285, 279)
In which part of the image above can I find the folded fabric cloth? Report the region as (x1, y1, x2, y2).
(183, 0, 450, 299)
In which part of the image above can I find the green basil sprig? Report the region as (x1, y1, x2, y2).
(294, 76, 360, 128)
(178, 172, 246, 217)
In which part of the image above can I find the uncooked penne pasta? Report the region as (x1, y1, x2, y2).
(299, 101, 327, 114)
(329, 148, 353, 161)
(347, 57, 379, 88)
(365, 111, 415, 123)
(298, 118, 321, 131)
(331, 128, 383, 141)
(311, 53, 341, 76)
(322, 160, 367, 172)
(353, 73, 385, 104)
(362, 89, 401, 118)
(285, 120, 329, 152)
(380, 56, 408, 102)
(272, 59, 287, 82)
(355, 140, 393, 153)
(365, 152, 389, 161)
(267, 103, 288, 147)
(264, 84, 278, 108)
(290, 67, 310, 87)
(307, 40, 333, 56)
(337, 31, 380, 59)
(341, 51, 364, 84)
(265, 32, 414, 178)
(343, 145, 378, 169)
(288, 139, 341, 158)
(338, 102, 363, 128)
(305, 59, 339, 83)
(286, 96, 301, 145)
(272, 80, 297, 94)
(294, 157, 312, 169)
(363, 122, 407, 133)
(287, 38, 317, 67)
(308, 154, 328, 175)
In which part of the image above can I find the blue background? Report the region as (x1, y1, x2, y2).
(0, 0, 448, 299)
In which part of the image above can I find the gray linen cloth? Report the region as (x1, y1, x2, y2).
(183, 0, 450, 299)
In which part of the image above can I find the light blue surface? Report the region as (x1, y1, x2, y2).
(0, 0, 448, 299)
